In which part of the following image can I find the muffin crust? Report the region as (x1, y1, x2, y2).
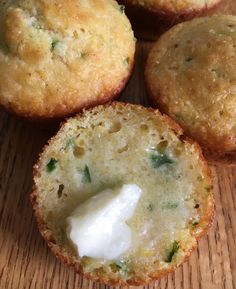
(118, 0, 222, 40)
(0, 0, 135, 119)
(146, 15, 236, 156)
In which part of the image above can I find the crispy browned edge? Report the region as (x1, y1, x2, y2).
(30, 101, 215, 286)
(0, 51, 135, 123)
(118, 0, 223, 40)
(144, 22, 236, 165)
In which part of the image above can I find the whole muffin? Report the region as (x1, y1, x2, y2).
(31, 102, 214, 286)
(118, 0, 222, 40)
(146, 15, 236, 159)
(0, 0, 135, 120)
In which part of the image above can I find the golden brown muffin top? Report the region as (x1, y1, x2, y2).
(146, 15, 236, 153)
(0, 0, 135, 119)
(122, 0, 220, 13)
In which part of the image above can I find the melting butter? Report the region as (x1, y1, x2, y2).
(66, 184, 142, 260)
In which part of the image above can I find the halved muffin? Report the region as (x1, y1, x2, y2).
(0, 0, 135, 120)
(146, 15, 236, 161)
(118, 0, 222, 39)
(31, 102, 215, 286)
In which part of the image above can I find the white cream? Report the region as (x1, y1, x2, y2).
(66, 184, 142, 260)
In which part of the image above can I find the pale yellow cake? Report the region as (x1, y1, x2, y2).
(0, 0, 135, 119)
(146, 15, 236, 157)
(31, 102, 214, 285)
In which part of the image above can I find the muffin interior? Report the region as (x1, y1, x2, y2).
(33, 103, 214, 283)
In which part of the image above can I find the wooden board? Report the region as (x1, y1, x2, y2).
(0, 1, 236, 289)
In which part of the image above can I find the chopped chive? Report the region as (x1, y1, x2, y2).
(164, 202, 178, 209)
(150, 151, 174, 168)
(119, 5, 125, 13)
(205, 186, 212, 192)
(0, 43, 10, 55)
(114, 260, 129, 278)
(197, 175, 203, 181)
(211, 68, 225, 78)
(185, 56, 193, 63)
(123, 57, 129, 66)
(65, 138, 75, 149)
(192, 220, 199, 226)
(147, 203, 154, 212)
(51, 39, 59, 51)
(165, 241, 179, 263)
(47, 158, 58, 172)
(80, 52, 87, 59)
(83, 165, 91, 183)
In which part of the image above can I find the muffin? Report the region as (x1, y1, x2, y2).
(145, 15, 236, 161)
(31, 102, 215, 286)
(0, 0, 135, 120)
(118, 0, 222, 40)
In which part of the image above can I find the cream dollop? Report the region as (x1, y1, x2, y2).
(66, 184, 142, 260)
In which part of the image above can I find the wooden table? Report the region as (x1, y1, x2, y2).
(1, 1, 236, 289)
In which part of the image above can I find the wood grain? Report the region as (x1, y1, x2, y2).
(0, 2, 236, 289)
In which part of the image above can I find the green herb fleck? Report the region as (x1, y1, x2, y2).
(1, 43, 10, 54)
(123, 57, 129, 66)
(80, 52, 87, 59)
(51, 39, 59, 51)
(150, 151, 175, 168)
(165, 241, 179, 263)
(119, 5, 125, 13)
(114, 260, 129, 278)
(96, 179, 123, 193)
(211, 68, 225, 78)
(65, 138, 76, 149)
(205, 186, 212, 193)
(164, 202, 178, 209)
(192, 220, 199, 226)
(174, 113, 185, 122)
(197, 175, 203, 182)
(47, 158, 58, 172)
(185, 56, 193, 63)
(83, 165, 91, 183)
(147, 203, 154, 212)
